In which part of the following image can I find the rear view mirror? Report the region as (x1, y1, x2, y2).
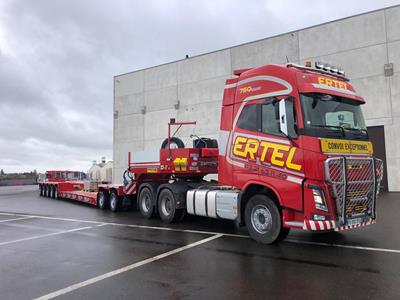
(279, 99, 288, 136)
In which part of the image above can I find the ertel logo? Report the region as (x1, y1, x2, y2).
(232, 136, 302, 171)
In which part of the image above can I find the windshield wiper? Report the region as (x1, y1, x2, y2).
(342, 127, 368, 134)
(309, 125, 345, 136)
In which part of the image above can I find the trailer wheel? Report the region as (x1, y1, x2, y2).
(138, 187, 155, 219)
(98, 190, 109, 210)
(45, 185, 51, 197)
(244, 194, 283, 244)
(110, 190, 122, 212)
(54, 186, 58, 199)
(161, 137, 185, 149)
(157, 189, 183, 223)
(51, 186, 56, 199)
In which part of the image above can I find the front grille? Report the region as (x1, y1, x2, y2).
(325, 157, 383, 225)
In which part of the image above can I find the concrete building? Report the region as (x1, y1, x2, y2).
(114, 5, 400, 191)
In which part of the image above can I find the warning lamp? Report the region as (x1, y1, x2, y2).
(315, 61, 345, 76)
(338, 69, 345, 76)
(305, 60, 312, 68)
(323, 64, 331, 72)
(315, 61, 324, 69)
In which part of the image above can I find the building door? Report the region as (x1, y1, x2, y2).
(367, 126, 388, 192)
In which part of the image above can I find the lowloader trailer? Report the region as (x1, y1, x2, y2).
(40, 61, 384, 244)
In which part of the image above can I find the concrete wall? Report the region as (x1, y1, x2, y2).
(114, 5, 400, 191)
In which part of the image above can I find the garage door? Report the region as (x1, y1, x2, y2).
(367, 126, 388, 192)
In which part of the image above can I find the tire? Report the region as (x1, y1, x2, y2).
(244, 194, 284, 244)
(45, 185, 50, 197)
(157, 189, 183, 223)
(98, 190, 109, 210)
(161, 137, 185, 149)
(277, 227, 290, 242)
(53, 186, 58, 199)
(51, 186, 56, 199)
(110, 190, 122, 212)
(138, 187, 155, 219)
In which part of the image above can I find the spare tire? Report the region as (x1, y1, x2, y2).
(161, 137, 184, 149)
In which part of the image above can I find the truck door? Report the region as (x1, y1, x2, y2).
(230, 100, 260, 188)
(258, 97, 304, 211)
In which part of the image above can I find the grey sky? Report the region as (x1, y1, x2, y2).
(0, 0, 398, 173)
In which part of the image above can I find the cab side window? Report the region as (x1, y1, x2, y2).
(261, 102, 282, 136)
(237, 104, 258, 131)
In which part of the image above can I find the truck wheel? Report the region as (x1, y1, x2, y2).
(158, 189, 182, 223)
(45, 185, 50, 197)
(277, 227, 290, 242)
(51, 186, 56, 199)
(245, 194, 283, 244)
(98, 190, 109, 209)
(161, 137, 185, 149)
(138, 187, 155, 219)
(54, 186, 58, 199)
(110, 190, 122, 212)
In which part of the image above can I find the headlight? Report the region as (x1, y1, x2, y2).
(313, 189, 328, 212)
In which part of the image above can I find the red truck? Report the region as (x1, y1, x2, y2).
(39, 61, 384, 244)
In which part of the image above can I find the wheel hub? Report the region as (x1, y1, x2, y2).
(99, 194, 104, 206)
(162, 197, 172, 216)
(142, 195, 150, 212)
(251, 205, 272, 234)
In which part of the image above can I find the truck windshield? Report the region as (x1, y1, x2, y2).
(300, 93, 368, 140)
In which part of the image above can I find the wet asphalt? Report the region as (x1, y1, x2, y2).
(0, 186, 399, 300)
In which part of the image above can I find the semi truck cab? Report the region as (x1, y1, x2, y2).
(212, 62, 383, 242)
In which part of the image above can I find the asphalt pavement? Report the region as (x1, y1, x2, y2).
(0, 186, 399, 300)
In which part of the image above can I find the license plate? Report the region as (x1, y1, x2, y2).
(347, 218, 362, 226)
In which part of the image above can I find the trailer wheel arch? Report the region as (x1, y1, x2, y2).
(240, 183, 281, 226)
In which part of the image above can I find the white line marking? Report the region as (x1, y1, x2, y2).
(1, 212, 400, 254)
(285, 239, 400, 254)
(0, 212, 249, 238)
(33, 234, 223, 300)
(0, 216, 35, 223)
(0, 226, 94, 247)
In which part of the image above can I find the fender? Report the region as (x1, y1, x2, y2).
(242, 180, 283, 206)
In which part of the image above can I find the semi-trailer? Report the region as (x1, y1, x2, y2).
(39, 61, 384, 244)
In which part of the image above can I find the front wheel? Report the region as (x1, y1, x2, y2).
(245, 194, 284, 244)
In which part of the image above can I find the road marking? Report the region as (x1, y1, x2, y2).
(0, 226, 95, 247)
(0, 216, 35, 223)
(285, 239, 400, 254)
(33, 234, 223, 300)
(0, 212, 249, 238)
(1, 212, 400, 254)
